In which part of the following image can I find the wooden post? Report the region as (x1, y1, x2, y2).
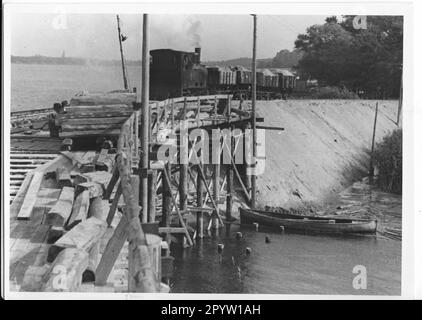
(226, 133, 234, 221)
(179, 164, 188, 212)
(183, 97, 187, 120)
(196, 164, 204, 239)
(134, 111, 139, 165)
(171, 99, 175, 129)
(251, 14, 257, 209)
(397, 74, 403, 126)
(212, 163, 220, 229)
(197, 96, 201, 127)
(244, 124, 252, 196)
(139, 13, 150, 225)
(161, 163, 172, 236)
(130, 174, 140, 219)
(369, 101, 379, 182)
(148, 170, 157, 222)
(116, 15, 129, 91)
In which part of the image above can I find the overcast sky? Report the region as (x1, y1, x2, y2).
(11, 14, 327, 61)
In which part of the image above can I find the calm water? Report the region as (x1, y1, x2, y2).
(169, 224, 401, 295)
(11, 63, 142, 111)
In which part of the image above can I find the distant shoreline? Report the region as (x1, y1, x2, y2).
(11, 55, 142, 66)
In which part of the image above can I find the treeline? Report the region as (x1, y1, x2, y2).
(11, 55, 142, 66)
(295, 16, 403, 99)
(205, 49, 302, 69)
(373, 129, 402, 194)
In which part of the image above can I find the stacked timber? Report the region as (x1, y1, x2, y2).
(69, 92, 137, 107)
(56, 104, 134, 137)
(18, 149, 118, 291)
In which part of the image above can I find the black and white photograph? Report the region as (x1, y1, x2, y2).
(2, 1, 419, 300)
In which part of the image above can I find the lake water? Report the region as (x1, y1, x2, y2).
(11, 63, 142, 111)
(169, 224, 401, 295)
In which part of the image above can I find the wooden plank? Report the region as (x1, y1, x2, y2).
(65, 104, 132, 113)
(10, 173, 34, 218)
(60, 129, 121, 137)
(159, 227, 188, 234)
(77, 181, 103, 198)
(56, 166, 72, 188)
(106, 183, 122, 227)
(44, 186, 75, 227)
(66, 190, 90, 229)
(10, 153, 57, 159)
(42, 248, 89, 292)
(47, 216, 107, 263)
(95, 215, 128, 286)
(62, 123, 124, 131)
(61, 117, 129, 125)
(17, 171, 44, 220)
(59, 111, 133, 119)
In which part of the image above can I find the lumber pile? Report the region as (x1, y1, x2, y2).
(56, 104, 134, 137)
(69, 92, 137, 107)
(17, 150, 119, 292)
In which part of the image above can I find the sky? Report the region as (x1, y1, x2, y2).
(11, 14, 327, 61)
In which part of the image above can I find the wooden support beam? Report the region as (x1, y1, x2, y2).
(148, 170, 157, 223)
(162, 166, 193, 246)
(179, 164, 188, 212)
(66, 189, 90, 230)
(56, 167, 72, 188)
(106, 182, 122, 227)
(45, 186, 75, 227)
(211, 163, 221, 229)
(77, 181, 103, 198)
(42, 248, 89, 292)
(130, 174, 141, 221)
(104, 165, 119, 200)
(95, 214, 129, 286)
(196, 165, 204, 239)
(226, 135, 235, 221)
(96, 149, 114, 172)
(17, 171, 44, 220)
(47, 216, 107, 263)
(161, 164, 172, 240)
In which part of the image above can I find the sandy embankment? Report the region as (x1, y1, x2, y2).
(254, 99, 399, 209)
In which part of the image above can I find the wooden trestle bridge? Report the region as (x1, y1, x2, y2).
(9, 94, 261, 292)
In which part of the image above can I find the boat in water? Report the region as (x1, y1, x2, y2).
(239, 207, 377, 234)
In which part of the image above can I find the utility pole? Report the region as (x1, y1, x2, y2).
(397, 72, 403, 126)
(369, 101, 379, 182)
(140, 14, 150, 222)
(116, 15, 129, 91)
(250, 14, 257, 208)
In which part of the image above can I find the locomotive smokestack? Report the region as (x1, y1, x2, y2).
(195, 47, 201, 63)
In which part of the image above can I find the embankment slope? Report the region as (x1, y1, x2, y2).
(255, 99, 399, 209)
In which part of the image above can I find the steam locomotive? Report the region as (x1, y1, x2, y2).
(149, 47, 297, 100)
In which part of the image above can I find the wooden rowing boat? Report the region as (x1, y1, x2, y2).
(239, 207, 377, 234)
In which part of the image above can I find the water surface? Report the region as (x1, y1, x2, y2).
(169, 224, 401, 295)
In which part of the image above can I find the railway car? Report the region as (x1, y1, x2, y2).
(206, 66, 236, 91)
(150, 48, 207, 100)
(150, 47, 297, 100)
(271, 68, 296, 92)
(232, 65, 253, 89)
(258, 69, 279, 89)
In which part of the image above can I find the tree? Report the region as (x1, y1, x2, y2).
(295, 16, 403, 98)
